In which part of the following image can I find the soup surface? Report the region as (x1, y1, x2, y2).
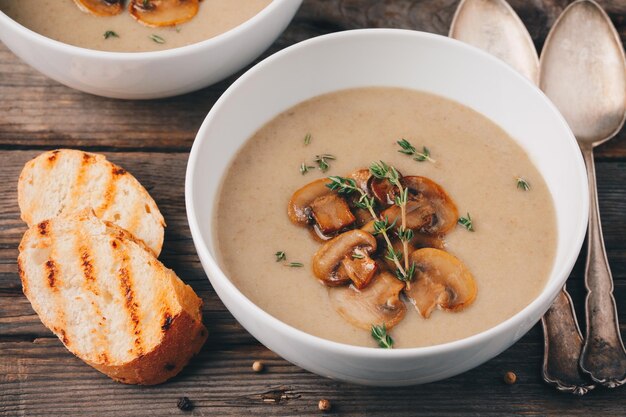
(0, 0, 271, 52)
(215, 87, 557, 348)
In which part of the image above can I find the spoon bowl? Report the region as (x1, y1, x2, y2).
(449, 0, 538, 83)
(540, 0, 626, 145)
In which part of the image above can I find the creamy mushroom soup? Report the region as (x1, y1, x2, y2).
(0, 0, 272, 52)
(215, 87, 557, 348)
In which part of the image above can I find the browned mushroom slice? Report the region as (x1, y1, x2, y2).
(73, 0, 123, 16)
(404, 248, 477, 318)
(329, 271, 406, 330)
(129, 0, 199, 27)
(312, 230, 378, 288)
(380, 195, 436, 230)
(352, 207, 374, 226)
(289, 178, 355, 234)
(402, 176, 459, 235)
(348, 169, 371, 193)
(310, 194, 356, 235)
(369, 175, 400, 207)
(288, 178, 332, 225)
(410, 232, 445, 250)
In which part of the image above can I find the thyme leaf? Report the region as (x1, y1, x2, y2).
(371, 324, 394, 349)
(458, 213, 474, 232)
(304, 133, 312, 145)
(286, 262, 304, 268)
(326, 176, 358, 195)
(395, 262, 416, 283)
(149, 34, 165, 44)
(314, 154, 336, 172)
(397, 226, 414, 242)
(275, 251, 286, 262)
(397, 139, 436, 163)
(373, 216, 397, 236)
(300, 163, 314, 175)
(516, 177, 530, 191)
(369, 161, 400, 186)
(103, 30, 119, 39)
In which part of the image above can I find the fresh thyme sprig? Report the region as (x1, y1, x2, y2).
(304, 133, 312, 146)
(516, 177, 530, 191)
(300, 162, 314, 175)
(373, 216, 397, 236)
(327, 163, 415, 285)
(314, 154, 336, 172)
(103, 30, 119, 39)
(397, 139, 436, 163)
(369, 161, 415, 285)
(275, 251, 286, 262)
(371, 324, 394, 349)
(458, 213, 474, 232)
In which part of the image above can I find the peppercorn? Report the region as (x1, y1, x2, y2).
(177, 396, 194, 412)
(252, 360, 264, 373)
(318, 399, 331, 412)
(504, 371, 517, 385)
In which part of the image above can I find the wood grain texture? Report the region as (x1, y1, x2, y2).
(1, 0, 626, 416)
(2, 0, 626, 158)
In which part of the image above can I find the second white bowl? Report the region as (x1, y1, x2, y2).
(0, 0, 302, 99)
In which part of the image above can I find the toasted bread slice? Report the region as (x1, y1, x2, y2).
(18, 210, 207, 385)
(18, 149, 165, 256)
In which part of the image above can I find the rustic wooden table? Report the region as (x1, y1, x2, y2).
(2, 1, 626, 416)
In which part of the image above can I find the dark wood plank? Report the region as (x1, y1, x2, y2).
(1, 330, 625, 417)
(2, 1, 626, 415)
(1, 0, 626, 158)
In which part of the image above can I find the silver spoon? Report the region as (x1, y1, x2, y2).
(450, 0, 594, 395)
(449, 0, 538, 83)
(540, 0, 626, 388)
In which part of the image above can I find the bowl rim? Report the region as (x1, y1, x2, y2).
(0, 0, 293, 59)
(186, 28, 589, 358)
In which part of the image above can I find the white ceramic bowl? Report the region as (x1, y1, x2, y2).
(0, 0, 301, 99)
(186, 29, 589, 386)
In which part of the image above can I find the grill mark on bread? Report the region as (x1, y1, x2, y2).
(80, 248, 98, 295)
(65, 152, 94, 213)
(58, 328, 70, 345)
(96, 169, 118, 216)
(45, 259, 58, 290)
(42, 225, 69, 348)
(38, 220, 50, 236)
(47, 150, 59, 164)
(119, 264, 144, 356)
(79, 245, 109, 356)
(99, 352, 109, 365)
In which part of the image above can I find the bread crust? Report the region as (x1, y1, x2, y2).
(89, 310, 208, 385)
(18, 211, 207, 385)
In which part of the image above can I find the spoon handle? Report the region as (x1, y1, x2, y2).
(542, 288, 594, 395)
(580, 146, 626, 387)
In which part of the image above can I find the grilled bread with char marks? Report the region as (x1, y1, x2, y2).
(18, 210, 207, 385)
(18, 149, 165, 256)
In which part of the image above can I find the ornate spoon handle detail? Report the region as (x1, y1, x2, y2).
(579, 146, 626, 387)
(542, 289, 594, 395)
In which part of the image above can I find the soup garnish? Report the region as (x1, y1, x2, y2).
(288, 160, 478, 345)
